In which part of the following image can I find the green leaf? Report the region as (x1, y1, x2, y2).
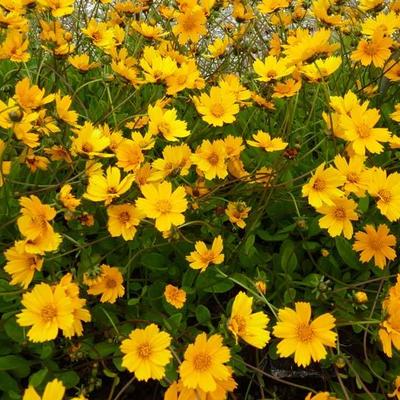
(29, 368, 48, 387)
(0, 356, 30, 376)
(3, 316, 24, 343)
(195, 305, 211, 325)
(0, 371, 19, 394)
(335, 237, 362, 270)
(166, 313, 183, 331)
(56, 371, 80, 388)
(244, 234, 255, 255)
(141, 253, 168, 271)
(280, 240, 297, 273)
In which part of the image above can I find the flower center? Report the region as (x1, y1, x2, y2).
(182, 15, 196, 32)
(378, 189, 391, 203)
(347, 172, 359, 183)
(82, 143, 93, 153)
(41, 305, 57, 322)
(333, 207, 346, 219)
(210, 103, 225, 118)
(297, 323, 314, 342)
(156, 199, 172, 213)
(312, 177, 326, 191)
(267, 70, 277, 78)
(108, 187, 117, 194)
(363, 42, 378, 56)
(158, 121, 171, 134)
(201, 250, 215, 263)
(193, 352, 212, 372)
(207, 152, 219, 165)
(119, 211, 130, 223)
(105, 278, 117, 288)
(357, 123, 371, 138)
(137, 343, 152, 359)
(231, 315, 247, 334)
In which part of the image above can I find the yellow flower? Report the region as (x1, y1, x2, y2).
(258, 0, 290, 13)
(301, 56, 341, 82)
(273, 302, 337, 367)
(389, 376, 400, 399)
(228, 291, 270, 349)
(4, 241, 43, 289)
(206, 36, 231, 58)
(173, 6, 207, 44)
(351, 32, 392, 68)
(68, 54, 100, 72)
(121, 324, 172, 381)
(23, 379, 65, 400)
(85, 265, 125, 303)
(391, 104, 400, 122)
(379, 315, 400, 357)
(37, 0, 74, 17)
(186, 235, 224, 272)
(224, 135, 245, 159)
(81, 19, 114, 50)
(193, 86, 239, 127)
(253, 56, 294, 82)
(317, 197, 359, 239)
(131, 21, 167, 40)
(367, 168, 400, 222)
(302, 163, 345, 208)
(140, 46, 178, 83)
(136, 181, 188, 232)
(192, 139, 227, 180)
(305, 392, 337, 400)
(17, 283, 74, 342)
(353, 224, 396, 269)
(115, 139, 144, 172)
(247, 130, 288, 152)
(148, 104, 190, 141)
(225, 201, 251, 228)
(385, 60, 400, 82)
(107, 203, 143, 240)
(361, 11, 399, 37)
(14, 78, 54, 111)
(84, 166, 135, 205)
(0, 30, 30, 63)
(333, 155, 368, 197)
(152, 144, 192, 180)
(354, 291, 368, 304)
(272, 78, 302, 98)
(59, 184, 80, 211)
(71, 122, 111, 158)
(166, 60, 203, 95)
(164, 284, 187, 309)
(55, 92, 78, 126)
(218, 74, 251, 105)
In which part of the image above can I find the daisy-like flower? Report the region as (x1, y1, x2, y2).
(120, 324, 172, 381)
(191, 139, 227, 180)
(164, 284, 187, 309)
(391, 104, 400, 122)
(225, 201, 251, 228)
(17, 283, 74, 342)
(253, 55, 294, 82)
(68, 54, 100, 72)
(273, 302, 337, 367)
(23, 379, 65, 400)
(179, 333, 231, 392)
(107, 203, 143, 241)
(84, 166, 135, 205)
(85, 265, 125, 303)
(136, 181, 187, 232)
(14, 77, 54, 111)
(228, 291, 270, 349)
(115, 139, 144, 172)
(305, 392, 337, 400)
(152, 144, 192, 180)
(193, 86, 239, 127)
(4, 241, 43, 289)
(388, 376, 400, 399)
(301, 56, 342, 82)
(247, 130, 288, 152)
(172, 6, 207, 45)
(186, 235, 224, 272)
(317, 197, 359, 239)
(353, 224, 396, 269)
(59, 184, 80, 212)
(71, 122, 111, 158)
(302, 163, 346, 208)
(55, 92, 78, 126)
(37, 0, 74, 17)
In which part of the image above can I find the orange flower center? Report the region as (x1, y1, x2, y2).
(41, 305, 57, 322)
(182, 15, 197, 32)
(297, 323, 314, 342)
(347, 172, 359, 183)
(231, 315, 246, 334)
(267, 70, 277, 78)
(156, 199, 172, 214)
(137, 343, 152, 359)
(362, 42, 379, 56)
(312, 177, 326, 191)
(193, 352, 212, 372)
(119, 211, 130, 223)
(210, 103, 225, 118)
(105, 277, 117, 288)
(333, 207, 346, 219)
(207, 152, 219, 165)
(82, 143, 93, 153)
(378, 189, 392, 203)
(368, 236, 384, 251)
(108, 187, 118, 194)
(200, 250, 216, 263)
(158, 121, 170, 134)
(357, 123, 371, 138)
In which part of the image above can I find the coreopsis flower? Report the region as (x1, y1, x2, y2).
(84, 166, 135, 205)
(59, 184, 80, 212)
(147, 104, 190, 141)
(152, 144, 192, 180)
(17, 195, 62, 254)
(302, 163, 346, 208)
(186, 235, 224, 272)
(164, 374, 237, 400)
(136, 181, 188, 232)
(179, 333, 231, 392)
(379, 314, 400, 357)
(164, 284, 187, 309)
(173, 6, 207, 44)
(253, 56, 294, 82)
(0, 30, 30, 62)
(81, 20, 114, 50)
(206, 36, 231, 58)
(225, 201, 251, 228)
(228, 291, 270, 349)
(85, 265, 124, 304)
(71, 122, 111, 158)
(223, 135, 245, 160)
(340, 105, 391, 155)
(247, 131, 288, 152)
(37, 0, 74, 17)
(140, 46, 178, 83)
(353, 224, 396, 269)
(193, 86, 239, 127)
(361, 11, 399, 37)
(385, 60, 400, 82)
(258, 0, 290, 13)
(391, 104, 400, 122)
(272, 78, 302, 98)
(23, 379, 65, 400)
(166, 60, 203, 95)
(14, 78, 54, 111)
(4, 241, 43, 289)
(333, 155, 368, 197)
(191, 139, 228, 180)
(24, 150, 50, 172)
(44, 145, 73, 164)
(317, 197, 359, 239)
(389, 376, 400, 399)
(219, 74, 251, 105)
(68, 54, 100, 72)
(367, 168, 400, 222)
(305, 392, 337, 400)
(301, 56, 342, 81)
(17, 283, 74, 342)
(273, 302, 337, 367)
(115, 139, 144, 172)
(351, 32, 392, 68)
(107, 203, 143, 240)
(255, 280, 267, 294)
(121, 324, 172, 381)
(55, 92, 78, 126)
(58, 273, 91, 338)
